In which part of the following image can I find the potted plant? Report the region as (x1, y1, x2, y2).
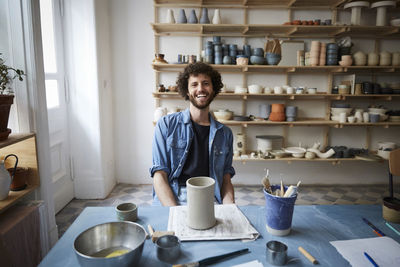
(0, 53, 25, 140)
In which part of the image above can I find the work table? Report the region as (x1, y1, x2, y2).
(40, 205, 400, 266)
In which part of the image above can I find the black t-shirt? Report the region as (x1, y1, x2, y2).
(178, 120, 210, 186)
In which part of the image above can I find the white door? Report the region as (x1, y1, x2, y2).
(40, 0, 74, 213)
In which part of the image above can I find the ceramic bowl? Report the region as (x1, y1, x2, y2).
(252, 48, 264, 57)
(270, 150, 288, 159)
(248, 84, 263, 94)
(331, 107, 352, 116)
(368, 108, 387, 115)
(390, 18, 400, 26)
(234, 86, 248, 94)
(213, 110, 233, 120)
(339, 61, 352, 66)
(265, 53, 281, 65)
(284, 147, 306, 158)
(250, 55, 266, 65)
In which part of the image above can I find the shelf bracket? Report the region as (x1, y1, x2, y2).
(287, 26, 298, 36)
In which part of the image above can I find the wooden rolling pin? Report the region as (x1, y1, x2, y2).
(147, 224, 175, 242)
(298, 246, 318, 264)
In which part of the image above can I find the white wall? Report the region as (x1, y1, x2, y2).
(110, 1, 400, 186)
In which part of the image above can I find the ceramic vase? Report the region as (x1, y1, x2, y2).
(166, 9, 175, 23)
(199, 7, 210, 24)
(212, 9, 221, 24)
(188, 9, 198, 24)
(177, 9, 187, 24)
(186, 177, 216, 230)
(235, 133, 246, 155)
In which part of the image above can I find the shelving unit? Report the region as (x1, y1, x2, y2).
(0, 133, 39, 214)
(151, 0, 400, 162)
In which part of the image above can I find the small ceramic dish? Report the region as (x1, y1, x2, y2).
(270, 150, 288, 159)
(284, 147, 306, 158)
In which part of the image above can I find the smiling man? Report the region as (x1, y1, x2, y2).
(150, 62, 235, 206)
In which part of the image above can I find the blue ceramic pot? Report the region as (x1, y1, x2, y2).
(213, 36, 221, 44)
(223, 56, 232, 65)
(252, 48, 264, 57)
(229, 44, 238, 51)
(285, 106, 298, 117)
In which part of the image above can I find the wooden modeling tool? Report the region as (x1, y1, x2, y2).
(147, 224, 175, 242)
(280, 180, 285, 196)
(298, 246, 318, 264)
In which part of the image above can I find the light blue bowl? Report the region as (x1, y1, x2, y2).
(266, 53, 281, 65)
(250, 55, 266, 65)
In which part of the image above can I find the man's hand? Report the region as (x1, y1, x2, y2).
(221, 173, 235, 204)
(153, 171, 178, 206)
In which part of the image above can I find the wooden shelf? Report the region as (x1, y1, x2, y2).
(154, 0, 361, 9)
(152, 63, 400, 73)
(0, 134, 39, 214)
(151, 23, 400, 38)
(233, 156, 383, 163)
(153, 92, 400, 101)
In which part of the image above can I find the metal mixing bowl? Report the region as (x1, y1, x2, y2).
(74, 221, 146, 267)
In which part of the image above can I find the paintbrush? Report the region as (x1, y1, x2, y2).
(172, 248, 249, 267)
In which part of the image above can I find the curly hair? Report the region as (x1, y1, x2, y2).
(177, 62, 223, 100)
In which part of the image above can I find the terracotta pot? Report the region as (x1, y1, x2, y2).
(8, 167, 29, 191)
(0, 95, 14, 140)
(269, 112, 285, 122)
(271, 104, 285, 113)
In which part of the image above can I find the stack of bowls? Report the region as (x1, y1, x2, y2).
(285, 106, 298, 121)
(362, 81, 373, 94)
(339, 45, 352, 61)
(248, 84, 263, 94)
(319, 43, 326, 66)
(205, 41, 214, 64)
(256, 135, 283, 153)
(269, 104, 285, 121)
(353, 51, 367, 66)
(229, 44, 238, 64)
(330, 104, 352, 121)
(250, 55, 266, 65)
(243, 44, 251, 58)
(326, 43, 338, 65)
(214, 40, 223, 65)
(266, 53, 281, 65)
(310, 41, 320, 66)
(339, 55, 353, 66)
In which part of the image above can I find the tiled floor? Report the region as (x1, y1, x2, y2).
(55, 183, 399, 238)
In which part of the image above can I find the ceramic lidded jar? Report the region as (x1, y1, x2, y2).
(235, 133, 246, 155)
(379, 51, 391, 66)
(353, 51, 367, 66)
(186, 177, 216, 230)
(392, 52, 400, 66)
(368, 52, 379, 66)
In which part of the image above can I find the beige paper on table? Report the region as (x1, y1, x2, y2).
(168, 204, 259, 241)
(330, 236, 400, 267)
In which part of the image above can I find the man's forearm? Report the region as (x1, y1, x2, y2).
(221, 173, 235, 204)
(153, 171, 177, 206)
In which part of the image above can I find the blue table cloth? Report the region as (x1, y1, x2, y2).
(40, 205, 400, 266)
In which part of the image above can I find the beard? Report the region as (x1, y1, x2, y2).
(188, 91, 215, 109)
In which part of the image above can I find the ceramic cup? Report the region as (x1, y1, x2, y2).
(286, 87, 294, 94)
(363, 112, 370, 122)
(339, 112, 347, 123)
(116, 203, 138, 222)
(186, 177, 216, 230)
(274, 86, 283, 94)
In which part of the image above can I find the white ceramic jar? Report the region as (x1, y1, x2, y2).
(186, 177, 216, 230)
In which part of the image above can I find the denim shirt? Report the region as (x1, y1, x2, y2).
(150, 108, 235, 204)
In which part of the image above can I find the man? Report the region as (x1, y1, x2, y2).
(150, 62, 235, 206)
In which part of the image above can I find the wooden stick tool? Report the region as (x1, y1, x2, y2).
(298, 246, 318, 264)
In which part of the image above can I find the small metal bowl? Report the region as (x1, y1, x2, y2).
(156, 235, 181, 263)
